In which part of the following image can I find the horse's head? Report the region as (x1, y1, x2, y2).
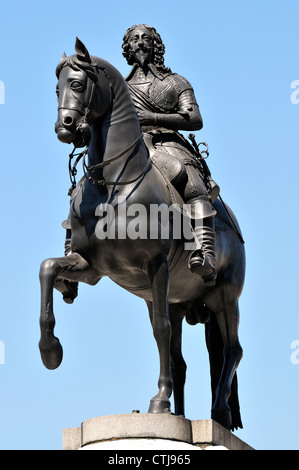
(55, 38, 110, 147)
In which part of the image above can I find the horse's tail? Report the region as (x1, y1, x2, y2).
(205, 310, 243, 431)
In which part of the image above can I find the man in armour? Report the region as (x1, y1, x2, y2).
(122, 25, 217, 285)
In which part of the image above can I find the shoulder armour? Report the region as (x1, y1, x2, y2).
(170, 74, 194, 94)
(149, 73, 194, 112)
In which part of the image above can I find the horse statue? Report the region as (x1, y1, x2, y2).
(39, 38, 246, 431)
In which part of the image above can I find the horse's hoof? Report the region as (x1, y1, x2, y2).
(39, 336, 63, 370)
(54, 280, 78, 304)
(211, 408, 232, 430)
(148, 398, 171, 414)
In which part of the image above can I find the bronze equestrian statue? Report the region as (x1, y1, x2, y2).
(39, 34, 246, 432)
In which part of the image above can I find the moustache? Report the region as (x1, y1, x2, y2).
(134, 46, 152, 53)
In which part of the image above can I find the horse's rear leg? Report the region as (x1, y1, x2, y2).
(212, 300, 243, 430)
(146, 253, 173, 414)
(169, 305, 186, 416)
(39, 253, 89, 370)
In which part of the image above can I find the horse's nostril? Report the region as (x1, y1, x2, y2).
(63, 116, 73, 127)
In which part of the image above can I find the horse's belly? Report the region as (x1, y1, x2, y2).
(107, 242, 204, 304)
(110, 271, 203, 304)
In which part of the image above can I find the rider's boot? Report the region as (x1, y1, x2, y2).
(187, 198, 217, 286)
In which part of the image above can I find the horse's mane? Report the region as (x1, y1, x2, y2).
(56, 54, 98, 83)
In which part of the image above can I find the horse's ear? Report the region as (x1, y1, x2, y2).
(56, 52, 67, 78)
(75, 37, 91, 64)
(57, 52, 67, 65)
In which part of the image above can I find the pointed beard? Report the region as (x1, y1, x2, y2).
(134, 49, 152, 67)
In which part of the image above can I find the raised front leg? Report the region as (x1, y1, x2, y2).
(146, 253, 173, 414)
(39, 253, 89, 370)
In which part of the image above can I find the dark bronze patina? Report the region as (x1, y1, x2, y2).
(39, 35, 245, 431)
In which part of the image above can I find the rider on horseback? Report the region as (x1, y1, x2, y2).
(122, 24, 218, 285)
(57, 26, 219, 303)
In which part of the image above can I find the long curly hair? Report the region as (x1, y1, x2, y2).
(122, 25, 171, 72)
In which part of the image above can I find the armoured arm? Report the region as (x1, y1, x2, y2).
(137, 93, 203, 130)
(136, 76, 203, 130)
(155, 97, 203, 130)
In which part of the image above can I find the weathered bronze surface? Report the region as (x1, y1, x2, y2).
(39, 34, 245, 431)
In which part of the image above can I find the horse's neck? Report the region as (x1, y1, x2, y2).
(88, 63, 147, 176)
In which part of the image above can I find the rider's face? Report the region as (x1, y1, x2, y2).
(129, 26, 153, 67)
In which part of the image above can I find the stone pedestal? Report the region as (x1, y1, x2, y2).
(63, 413, 254, 451)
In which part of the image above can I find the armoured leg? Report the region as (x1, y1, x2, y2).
(184, 165, 217, 284)
(187, 198, 217, 284)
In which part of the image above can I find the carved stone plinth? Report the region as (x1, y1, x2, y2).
(62, 414, 254, 451)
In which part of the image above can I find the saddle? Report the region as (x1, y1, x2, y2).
(143, 130, 220, 204)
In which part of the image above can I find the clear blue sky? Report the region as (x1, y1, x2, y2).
(0, 0, 298, 450)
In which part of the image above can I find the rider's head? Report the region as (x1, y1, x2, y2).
(122, 24, 169, 71)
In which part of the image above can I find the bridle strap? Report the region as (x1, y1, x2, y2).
(83, 80, 96, 123)
(85, 133, 142, 171)
(83, 133, 152, 186)
(83, 151, 151, 187)
(68, 133, 149, 191)
(68, 146, 88, 195)
(58, 79, 96, 123)
(58, 105, 85, 116)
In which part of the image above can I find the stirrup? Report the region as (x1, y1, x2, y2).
(188, 249, 216, 285)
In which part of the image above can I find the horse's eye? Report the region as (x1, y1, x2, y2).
(71, 80, 83, 90)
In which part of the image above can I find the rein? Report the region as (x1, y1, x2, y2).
(68, 133, 150, 194)
(83, 133, 151, 187)
(68, 146, 88, 195)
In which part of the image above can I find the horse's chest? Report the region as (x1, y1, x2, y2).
(69, 186, 103, 243)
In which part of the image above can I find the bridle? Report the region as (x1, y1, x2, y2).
(67, 131, 150, 196)
(58, 62, 97, 121)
